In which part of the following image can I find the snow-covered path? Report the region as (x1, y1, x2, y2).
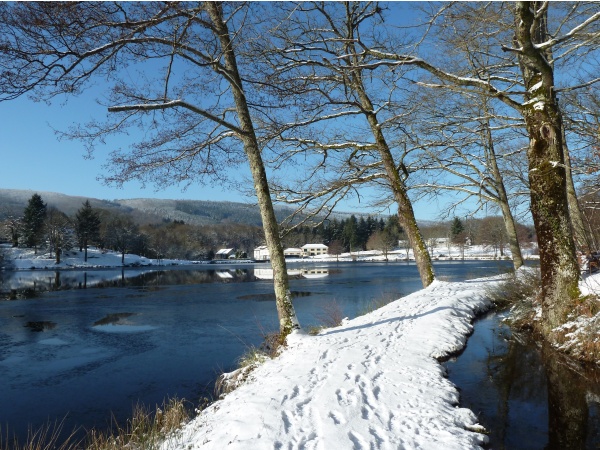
(164, 277, 501, 450)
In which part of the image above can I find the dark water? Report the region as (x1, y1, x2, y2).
(445, 312, 600, 449)
(0, 260, 511, 443)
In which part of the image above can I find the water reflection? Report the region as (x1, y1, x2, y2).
(445, 313, 600, 449)
(24, 321, 57, 332)
(1, 266, 332, 299)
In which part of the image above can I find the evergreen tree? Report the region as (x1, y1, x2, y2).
(75, 200, 101, 262)
(342, 215, 359, 251)
(22, 193, 47, 253)
(450, 217, 465, 242)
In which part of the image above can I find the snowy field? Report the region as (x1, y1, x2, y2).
(0, 245, 195, 270)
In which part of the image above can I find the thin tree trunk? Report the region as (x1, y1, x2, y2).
(481, 118, 524, 269)
(515, 2, 580, 329)
(352, 83, 434, 287)
(341, 9, 434, 287)
(207, 2, 299, 338)
(562, 123, 589, 251)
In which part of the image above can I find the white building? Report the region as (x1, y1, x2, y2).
(284, 248, 303, 258)
(301, 243, 329, 257)
(253, 245, 270, 261)
(215, 248, 235, 259)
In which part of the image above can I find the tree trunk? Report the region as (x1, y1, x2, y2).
(353, 85, 434, 287)
(515, 2, 580, 329)
(207, 3, 299, 338)
(481, 114, 524, 269)
(84, 238, 88, 262)
(562, 123, 589, 251)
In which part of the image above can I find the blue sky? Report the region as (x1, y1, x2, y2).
(0, 92, 253, 203)
(0, 2, 456, 222)
(0, 89, 452, 221)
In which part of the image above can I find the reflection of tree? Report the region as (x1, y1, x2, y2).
(543, 343, 588, 450)
(483, 326, 600, 450)
(486, 333, 548, 449)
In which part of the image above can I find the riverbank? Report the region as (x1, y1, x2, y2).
(161, 276, 506, 450)
(1, 244, 537, 271)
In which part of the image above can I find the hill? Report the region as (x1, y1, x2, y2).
(0, 188, 349, 227)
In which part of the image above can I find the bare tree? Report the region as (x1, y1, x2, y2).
(0, 2, 299, 338)
(366, 229, 396, 261)
(46, 207, 74, 264)
(359, 1, 600, 330)
(410, 88, 527, 269)
(261, 2, 435, 287)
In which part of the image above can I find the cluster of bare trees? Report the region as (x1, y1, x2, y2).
(1, 2, 598, 339)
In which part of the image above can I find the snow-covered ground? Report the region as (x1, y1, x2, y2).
(293, 243, 538, 263)
(0, 245, 198, 270)
(162, 276, 505, 450)
(158, 269, 599, 450)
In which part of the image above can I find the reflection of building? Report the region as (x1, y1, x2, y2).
(254, 267, 328, 280)
(253, 246, 270, 261)
(301, 243, 329, 257)
(284, 248, 302, 258)
(302, 268, 329, 278)
(215, 270, 234, 279)
(253, 268, 303, 279)
(216, 248, 235, 259)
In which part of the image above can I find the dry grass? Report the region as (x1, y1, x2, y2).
(215, 331, 285, 397)
(85, 397, 190, 450)
(358, 295, 396, 317)
(484, 268, 541, 309)
(1, 420, 81, 450)
(1, 398, 191, 450)
(308, 300, 345, 335)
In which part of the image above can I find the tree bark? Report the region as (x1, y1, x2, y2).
(561, 123, 589, 251)
(481, 118, 524, 269)
(515, 1, 580, 328)
(207, 2, 299, 338)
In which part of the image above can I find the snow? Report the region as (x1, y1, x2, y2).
(529, 80, 543, 92)
(1, 245, 199, 271)
(294, 243, 538, 263)
(162, 276, 506, 450)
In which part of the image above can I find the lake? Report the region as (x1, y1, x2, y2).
(0, 260, 512, 443)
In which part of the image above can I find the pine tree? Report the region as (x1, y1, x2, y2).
(22, 194, 47, 253)
(450, 217, 465, 242)
(75, 200, 101, 262)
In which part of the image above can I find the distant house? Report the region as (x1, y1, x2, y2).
(215, 248, 235, 259)
(253, 245, 270, 261)
(301, 243, 329, 257)
(284, 248, 302, 258)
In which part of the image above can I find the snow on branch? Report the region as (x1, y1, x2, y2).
(108, 100, 246, 136)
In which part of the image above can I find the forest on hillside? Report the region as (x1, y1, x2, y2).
(1, 193, 538, 263)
